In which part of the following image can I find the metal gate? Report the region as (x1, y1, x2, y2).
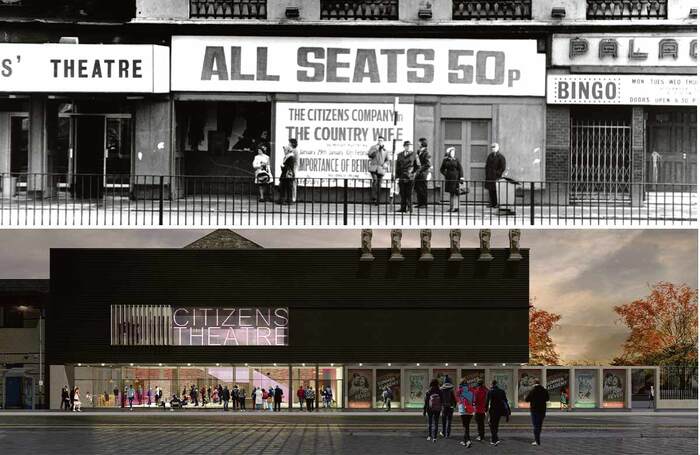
(570, 120, 632, 202)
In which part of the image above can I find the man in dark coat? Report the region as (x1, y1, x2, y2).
(414, 137, 432, 208)
(525, 379, 549, 446)
(485, 380, 510, 446)
(222, 386, 231, 411)
(274, 385, 284, 412)
(367, 136, 389, 204)
(484, 143, 506, 208)
(394, 140, 420, 213)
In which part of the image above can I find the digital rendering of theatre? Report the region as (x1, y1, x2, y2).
(46, 229, 529, 410)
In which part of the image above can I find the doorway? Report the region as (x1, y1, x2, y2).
(441, 118, 491, 201)
(646, 107, 697, 189)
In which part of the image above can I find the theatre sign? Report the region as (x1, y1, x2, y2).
(0, 43, 170, 93)
(171, 36, 546, 96)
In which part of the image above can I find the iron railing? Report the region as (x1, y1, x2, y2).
(452, 0, 531, 20)
(586, 0, 667, 19)
(320, 0, 399, 20)
(190, 0, 267, 19)
(0, 173, 695, 227)
(660, 366, 698, 400)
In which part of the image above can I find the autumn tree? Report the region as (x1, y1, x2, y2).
(529, 302, 562, 365)
(613, 282, 698, 366)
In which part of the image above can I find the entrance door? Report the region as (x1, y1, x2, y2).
(646, 108, 697, 189)
(105, 117, 132, 188)
(441, 119, 491, 200)
(9, 115, 29, 194)
(74, 116, 105, 198)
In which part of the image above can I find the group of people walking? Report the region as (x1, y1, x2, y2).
(60, 385, 82, 412)
(423, 376, 550, 448)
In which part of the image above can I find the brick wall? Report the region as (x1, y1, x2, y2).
(545, 105, 570, 182)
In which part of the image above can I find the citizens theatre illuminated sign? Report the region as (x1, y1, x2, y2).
(110, 305, 289, 347)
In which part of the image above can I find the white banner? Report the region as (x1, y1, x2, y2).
(547, 75, 697, 106)
(274, 102, 414, 185)
(0, 44, 170, 93)
(551, 33, 697, 68)
(172, 36, 545, 96)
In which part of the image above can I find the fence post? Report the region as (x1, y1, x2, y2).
(529, 182, 535, 225)
(158, 175, 164, 226)
(343, 179, 348, 226)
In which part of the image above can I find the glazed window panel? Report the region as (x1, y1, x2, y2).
(320, 0, 399, 20)
(190, 0, 267, 19)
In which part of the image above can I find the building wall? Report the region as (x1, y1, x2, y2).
(545, 105, 570, 182)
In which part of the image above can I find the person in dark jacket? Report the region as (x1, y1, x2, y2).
(394, 141, 420, 213)
(367, 136, 389, 204)
(274, 385, 284, 412)
(484, 143, 506, 208)
(485, 380, 510, 446)
(423, 379, 442, 443)
(439, 378, 457, 438)
(440, 147, 464, 212)
(414, 137, 432, 208)
(278, 139, 298, 205)
(222, 385, 231, 411)
(525, 379, 549, 446)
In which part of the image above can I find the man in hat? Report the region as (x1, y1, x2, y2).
(394, 140, 420, 213)
(367, 136, 389, 205)
(485, 143, 506, 209)
(414, 137, 432, 208)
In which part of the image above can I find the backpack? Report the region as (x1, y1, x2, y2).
(429, 393, 442, 412)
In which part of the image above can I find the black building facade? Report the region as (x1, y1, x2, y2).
(47, 246, 528, 409)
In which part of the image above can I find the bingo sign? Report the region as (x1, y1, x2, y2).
(172, 307, 289, 346)
(275, 102, 413, 185)
(547, 74, 697, 106)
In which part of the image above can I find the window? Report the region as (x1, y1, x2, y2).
(321, 1, 398, 20)
(190, 0, 267, 19)
(453, 0, 532, 20)
(586, 0, 667, 19)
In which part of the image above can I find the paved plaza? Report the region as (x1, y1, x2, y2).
(0, 412, 695, 455)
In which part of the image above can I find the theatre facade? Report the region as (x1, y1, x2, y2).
(47, 242, 531, 409)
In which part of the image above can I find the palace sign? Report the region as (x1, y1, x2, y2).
(552, 34, 697, 68)
(171, 36, 546, 96)
(547, 74, 697, 106)
(0, 44, 170, 93)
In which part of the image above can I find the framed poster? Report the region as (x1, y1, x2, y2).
(517, 369, 541, 408)
(405, 369, 429, 409)
(432, 369, 458, 386)
(602, 369, 626, 408)
(460, 369, 486, 389)
(375, 369, 401, 408)
(546, 369, 570, 409)
(574, 370, 597, 409)
(490, 370, 513, 400)
(347, 369, 372, 409)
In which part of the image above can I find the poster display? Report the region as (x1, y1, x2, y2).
(347, 369, 372, 409)
(517, 369, 541, 408)
(575, 370, 597, 408)
(546, 369, 570, 409)
(405, 369, 429, 409)
(460, 369, 486, 389)
(602, 369, 626, 408)
(433, 369, 458, 386)
(490, 370, 513, 399)
(0, 43, 169, 93)
(172, 36, 546, 96)
(547, 75, 696, 106)
(375, 369, 401, 408)
(274, 102, 413, 185)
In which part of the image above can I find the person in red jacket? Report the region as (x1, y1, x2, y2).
(471, 380, 489, 442)
(457, 378, 476, 447)
(296, 385, 305, 411)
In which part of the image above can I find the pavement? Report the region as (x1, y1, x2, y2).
(0, 412, 696, 454)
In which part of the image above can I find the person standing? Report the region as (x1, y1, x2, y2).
(439, 378, 457, 438)
(279, 140, 298, 205)
(486, 380, 510, 446)
(147, 386, 153, 406)
(113, 386, 119, 408)
(253, 145, 273, 202)
(61, 385, 70, 411)
(73, 387, 82, 412)
(127, 385, 135, 411)
(648, 384, 655, 409)
(291, 139, 300, 203)
(367, 136, 389, 205)
(440, 147, 465, 212)
(525, 379, 549, 446)
(232, 385, 239, 410)
(382, 386, 393, 411)
(239, 388, 247, 411)
(394, 140, 420, 213)
(457, 378, 476, 447)
(305, 386, 316, 412)
(324, 385, 333, 408)
(218, 384, 224, 404)
(423, 379, 442, 443)
(297, 385, 306, 411)
(274, 385, 284, 412)
(414, 137, 432, 208)
(559, 386, 568, 411)
(484, 143, 506, 209)
(222, 385, 230, 411)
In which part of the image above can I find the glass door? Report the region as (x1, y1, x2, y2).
(9, 115, 29, 192)
(104, 117, 132, 188)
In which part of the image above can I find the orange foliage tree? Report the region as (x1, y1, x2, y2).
(529, 302, 562, 365)
(613, 282, 698, 366)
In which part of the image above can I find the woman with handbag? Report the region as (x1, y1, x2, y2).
(439, 147, 464, 213)
(278, 139, 298, 205)
(252, 145, 273, 202)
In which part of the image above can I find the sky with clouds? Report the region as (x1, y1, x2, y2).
(0, 229, 696, 363)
